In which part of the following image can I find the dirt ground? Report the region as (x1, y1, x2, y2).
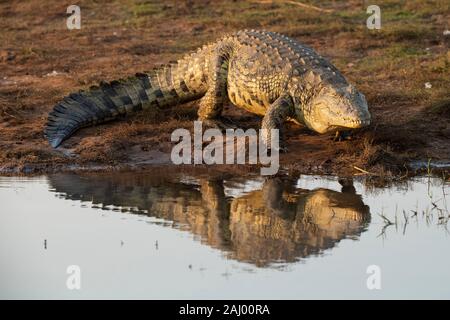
(0, 0, 449, 177)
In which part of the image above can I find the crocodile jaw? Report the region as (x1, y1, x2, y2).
(302, 88, 371, 134)
(309, 115, 371, 134)
(333, 114, 371, 130)
(302, 104, 371, 134)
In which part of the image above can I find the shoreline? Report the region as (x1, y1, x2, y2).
(1, 157, 448, 180)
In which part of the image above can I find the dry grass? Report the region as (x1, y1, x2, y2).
(0, 0, 449, 176)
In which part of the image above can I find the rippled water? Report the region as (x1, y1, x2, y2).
(0, 172, 449, 299)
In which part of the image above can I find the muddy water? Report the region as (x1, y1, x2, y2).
(0, 172, 449, 299)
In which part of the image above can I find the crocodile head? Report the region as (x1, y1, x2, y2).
(297, 84, 371, 134)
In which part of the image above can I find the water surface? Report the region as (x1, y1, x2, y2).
(0, 172, 448, 299)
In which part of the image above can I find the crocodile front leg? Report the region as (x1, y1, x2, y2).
(261, 94, 295, 151)
(198, 44, 233, 129)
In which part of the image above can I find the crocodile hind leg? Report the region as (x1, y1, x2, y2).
(261, 94, 295, 152)
(199, 179, 232, 244)
(197, 44, 235, 130)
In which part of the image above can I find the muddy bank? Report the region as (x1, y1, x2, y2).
(1, 101, 448, 178)
(1, 0, 449, 178)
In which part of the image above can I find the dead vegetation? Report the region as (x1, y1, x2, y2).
(0, 0, 449, 177)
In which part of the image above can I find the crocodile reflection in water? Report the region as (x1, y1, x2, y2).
(48, 174, 370, 267)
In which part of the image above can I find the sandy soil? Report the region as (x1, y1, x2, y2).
(0, 0, 449, 178)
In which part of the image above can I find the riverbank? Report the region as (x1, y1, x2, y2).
(1, 0, 449, 177)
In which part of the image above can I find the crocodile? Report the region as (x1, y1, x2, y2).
(45, 29, 371, 148)
(48, 173, 370, 266)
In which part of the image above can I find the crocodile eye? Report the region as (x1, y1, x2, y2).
(357, 92, 368, 105)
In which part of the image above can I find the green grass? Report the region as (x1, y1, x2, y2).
(131, 0, 166, 17)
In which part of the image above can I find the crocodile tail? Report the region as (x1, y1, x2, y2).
(49, 60, 199, 148)
(45, 72, 160, 148)
(45, 58, 206, 148)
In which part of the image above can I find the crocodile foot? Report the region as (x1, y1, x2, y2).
(201, 117, 238, 131)
(333, 130, 352, 142)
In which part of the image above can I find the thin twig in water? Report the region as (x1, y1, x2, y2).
(377, 224, 390, 239)
(353, 166, 378, 176)
(377, 211, 396, 238)
(378, 213, 394, 225)
(403, 210, 408, 223)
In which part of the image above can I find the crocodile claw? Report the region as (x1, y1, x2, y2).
(333, 130, 352, 142)
(201, 117, 238, 131)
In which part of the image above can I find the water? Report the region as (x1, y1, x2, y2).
(0, 172, 449, 299)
